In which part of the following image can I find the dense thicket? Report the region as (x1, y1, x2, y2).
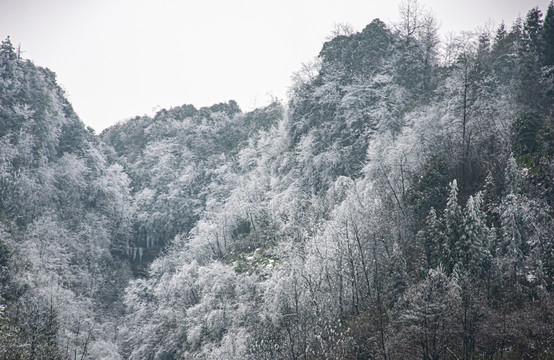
(101, 99, 283, 273)
(111, 5, 554, 359)
(0, 36, 134, 359)
(2, 2, 554, 359)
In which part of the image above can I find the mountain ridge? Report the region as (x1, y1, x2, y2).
(1, 3, 554, 358)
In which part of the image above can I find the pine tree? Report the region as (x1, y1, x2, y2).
(518, 8, 544, 110)
(504, 154, 519, 195)
(487, 225, 499, 257)
(459, 192, 491, 278)
(443, 179, 462, 273)
(416, 207, 443, 271)
(499, 193, 525, 284)
(522, 8, 544, 52)
(491, 20, 519, 83)
(498, 155, 530, 296)
(541, 1, 554, 120)
(0, 36, 16, 61)
(0, 36, 18, 82)
(543, 0, 554, 66)
(482, 172, 499, 224)
(495, 22, 507, 44)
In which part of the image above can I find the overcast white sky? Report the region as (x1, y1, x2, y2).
(1, 0, 550, 132)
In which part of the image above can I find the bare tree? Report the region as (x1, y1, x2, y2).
(326, 22, 356, 40)
(397, 0, 438, 44)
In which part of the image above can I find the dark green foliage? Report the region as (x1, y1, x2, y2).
(491, 21, 521, 87)
(57, 117, 89, 156)
(511, 112, 554, 206)
(0, 36, 16, 60)
(523, 7, 544, 51)
(405, 156, 451, 224)
(517, 8, 549, 112)
(198, 99, 241, 120)
(319, 19, 393, 80)
(543, 1, 554, 66)
(442, 180, 463, 273)
(416, 207, 443, 271)
(458, 193, 492, 279)
(512, 111, 554, 166)
(512, 112, 545, 157)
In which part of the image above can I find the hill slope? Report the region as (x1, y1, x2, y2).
(0, 36, 134, 359)
(2, 2, 554, 359)
(108, 5, 554, 359)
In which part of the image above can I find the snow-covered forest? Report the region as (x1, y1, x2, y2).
(1, 2, 554, 359)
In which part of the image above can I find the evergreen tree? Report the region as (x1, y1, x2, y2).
(522, 8, 544, 52)
(416, 207, 443, 271)
(0, 36, 16, 61)
(443, 179, 463, 273)
(494, 22, 507, 43)
(2, 8, 554, 359)
(518, 8, 545, 110)
(512, 112, 544, 157)
(0, 36, 19, 87)
(543, 1, 554, 66)
(504, 154, 519, 195)
(482, 172, 499, 223)
(459, 192, 491, 278)
(491, 20, 519, 84)
(499, 192, 525, 286)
